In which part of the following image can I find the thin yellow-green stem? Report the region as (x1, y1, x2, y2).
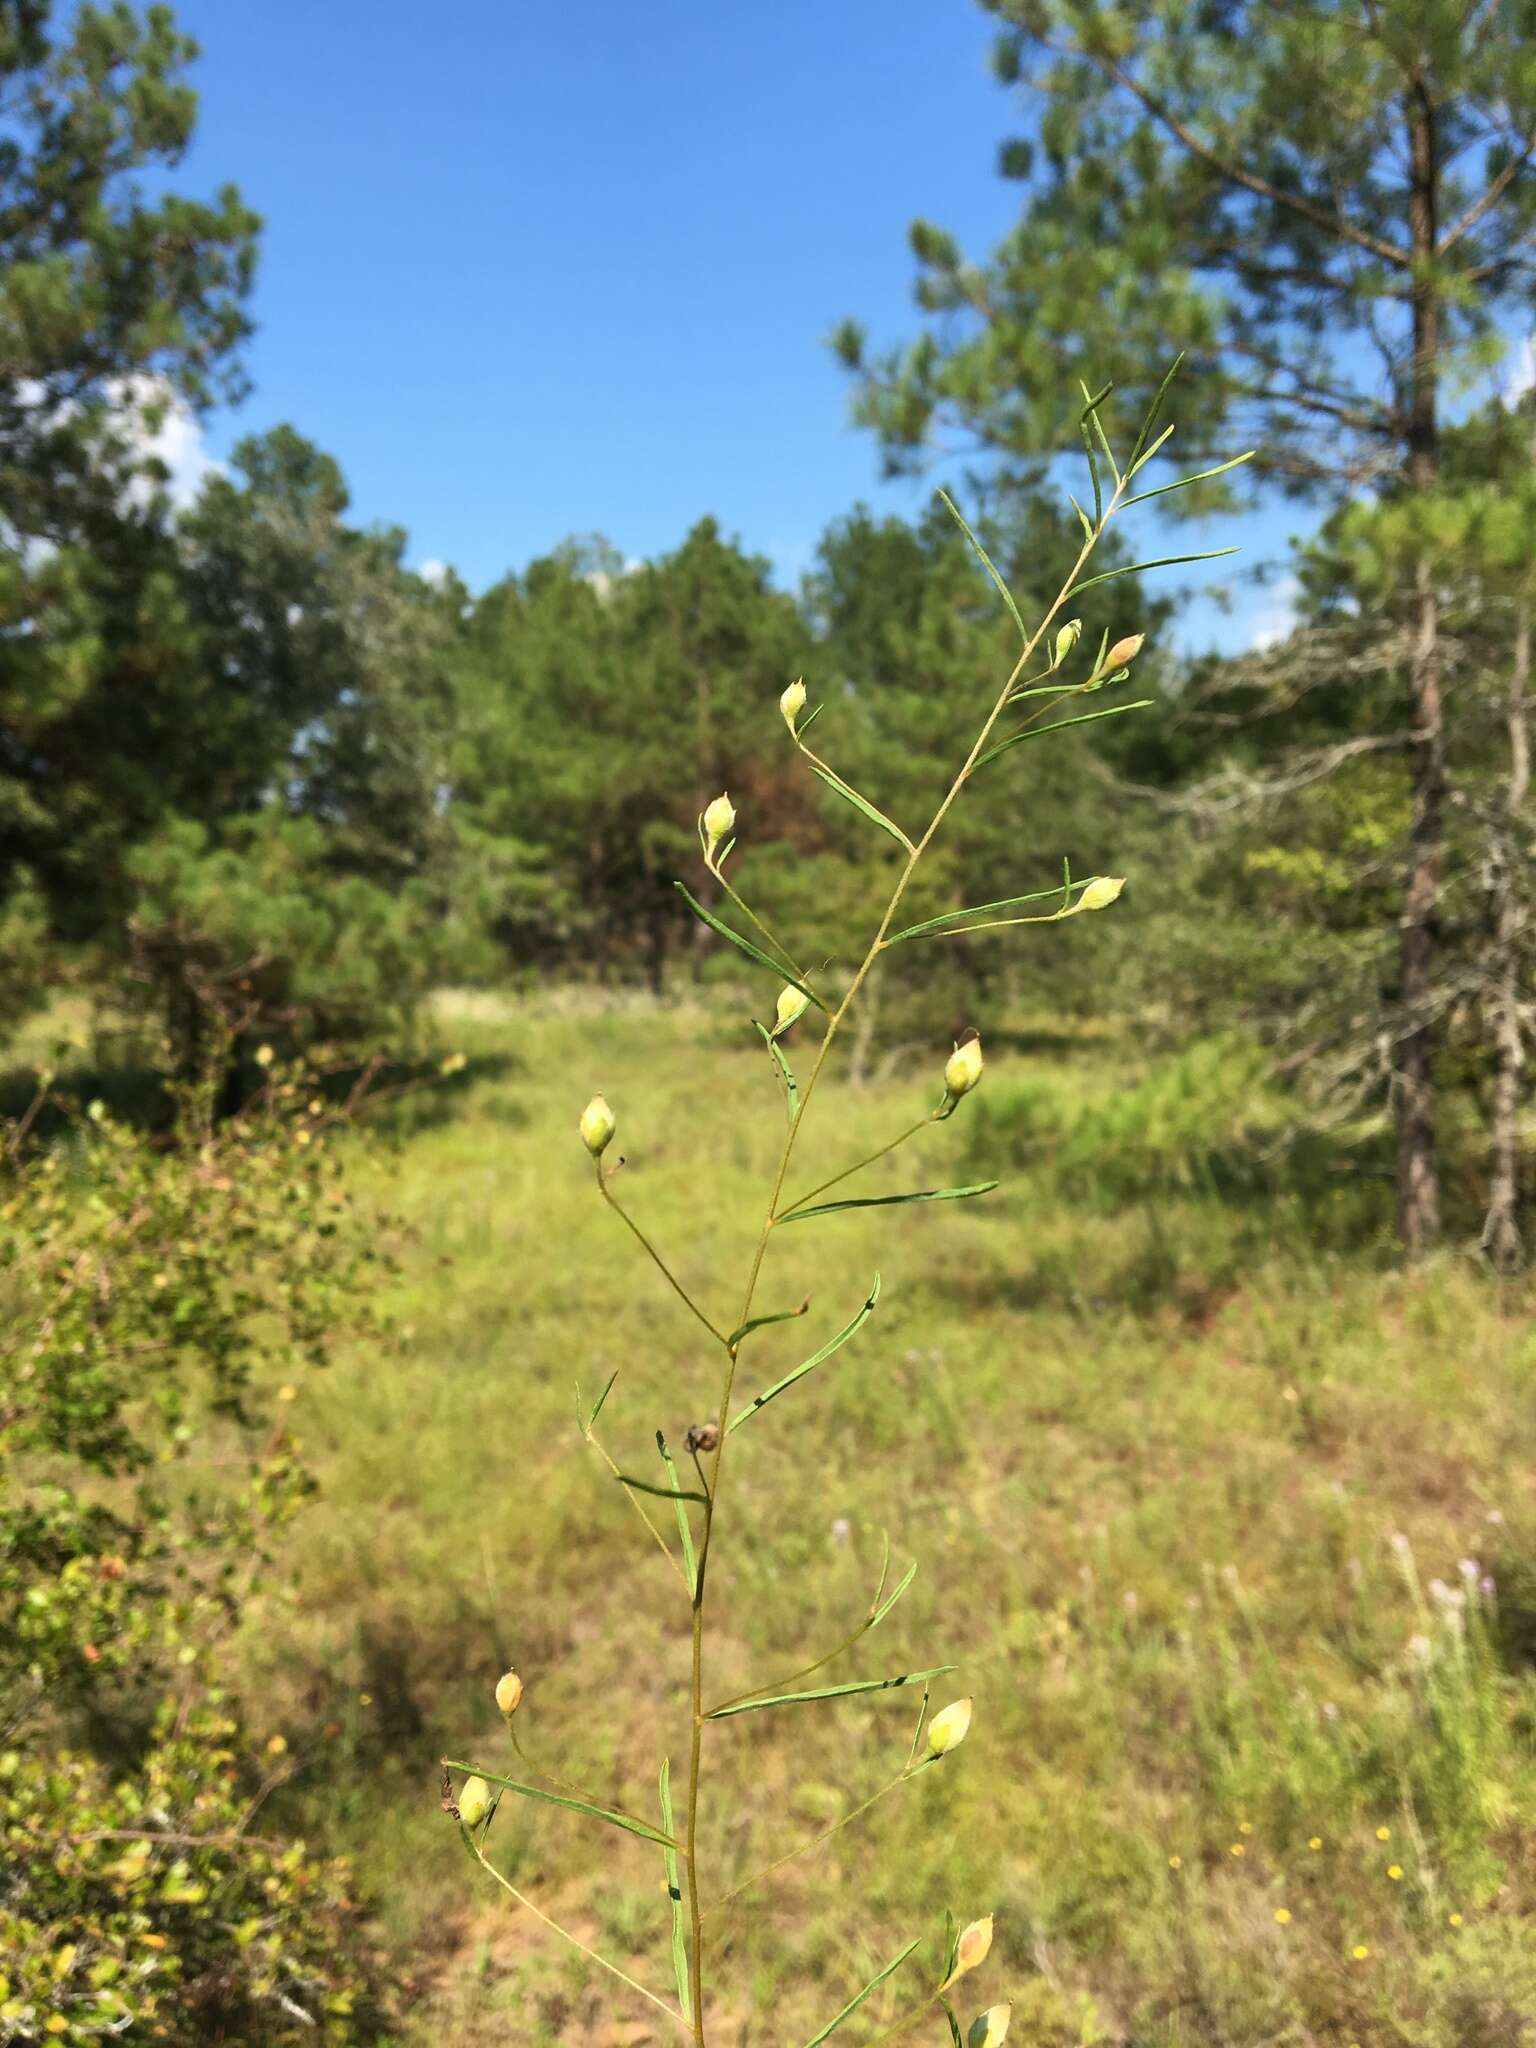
(702, 1767, 914, 1921)
(599, 1171, 730, 1348)
(860, 1989, 944, 2047)
(707, 1613, 881, 1717)
(777, 1113, 934, 1220)
(584, 1427, 691, 1587)
(464, 1828, 690, 2033)
(675, 483, 1127, 2044)
(711, 869, 814, 986)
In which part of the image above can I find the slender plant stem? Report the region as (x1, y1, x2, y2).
(702, 1769, 912, 1920)
(465, 1830, 690, 2033)
(860, 1989, 944, 2047)
(599, 1172, 730, 1347)
(585, 1427, 691, 1586)
(712, 870, 813, 985)
(778, 1114, 934, 1219)
(674, 483, 1125, 2044)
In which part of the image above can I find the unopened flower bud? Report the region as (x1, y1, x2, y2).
(457, 1775, 492, 1828)
(1075, 876, 1125, 914)
(703, 792, 736, 858)
(968, 2005, 1012, 2048)
(927, 1696, 973, 1757)
(579, 1094, 616, 1156)
(943, 1037, 984, 1100)
(684, 1421, 721, 1454)
(945, 1915, 994, 1986)
(773, 984, 810, 1036)
(494, 1669, 523, 1717)
(780, 679, 807, 732)
(1053, 618, 1082, 666)
(1105, 633, 1145, 669)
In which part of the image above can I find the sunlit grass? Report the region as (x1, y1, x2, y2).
(237, 990, 1536, 2044)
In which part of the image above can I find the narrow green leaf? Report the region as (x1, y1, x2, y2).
(754, 1020, 799, 1126)
(1127, 420, 1176, 477)
(1127, 350, 1185, 472)
(728, 1297, 812, 1349)
(943, 2002, 965, 2048)
(442, 1763, 678, 1848)
(799, 1939, 923, 2046)
(674, 883, 826, 1009)
(1067, 491, 1094, 541)
(585, 1369, 619, 1435)
(869, 1558, 918, 1631)
(805, 758, 912, 851)
(1122, 448, 1257, 508)
(656, 1432, 698, 1593)
(778, 1183, 997, 1224)
(1081, 378, 1121, 485)
(976, 699, 1153, 768)
(797, 702, 825, 739)
(887, 883, 1080, 947)
(937, 488, 1027, 641)
(1078, 378, 1114, 521)
(1067, 548, 1238, 599)
(727, 1274, 881, 1434)
(658, 1760, 690, 2020)
(616, 1472, 709, 1505)
(709, 1665, 955, 1720)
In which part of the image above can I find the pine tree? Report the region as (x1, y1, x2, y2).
(837, 0, 1536, 1253)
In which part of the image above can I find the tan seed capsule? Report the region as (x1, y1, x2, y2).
(1053, 618, 1082, 666)
(579, 1094, 616, 1156)
(684, 1421, 721, 1454)
(494, 1669, 523, 1717)
(773, 984, 810, 1036)
(457, 1775, 492, 1828)
(950, 1915, 994, 1982)
(927, 1696, 973, 1756)
(944, 1037, 984, 1100)
(968, 2007, 1012, 2048)
(703, 792, 736, 858)
(1075, 876, 1125, 914)
(1106, 632, 1145, 669)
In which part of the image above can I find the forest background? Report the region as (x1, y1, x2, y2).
(2, 3, 1533, 2044)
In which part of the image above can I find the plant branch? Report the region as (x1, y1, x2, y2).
(778, 1115, 934, 1220)
(598, 1171, 730, 1348)
(673, 467, 1133, 2045)
(702, 1768, 915, 1920)
(464, 1826, 689, 2032)
(584, 1425, 691, 1586)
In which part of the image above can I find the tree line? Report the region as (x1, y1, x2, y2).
(1, 0, 1531, 1265)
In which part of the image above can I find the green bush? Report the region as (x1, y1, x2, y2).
(0, 1049, 396, 2043)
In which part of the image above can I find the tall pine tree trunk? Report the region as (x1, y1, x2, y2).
(1481, 599, 1530, 1270)
(1397, 78, 1446, 1256)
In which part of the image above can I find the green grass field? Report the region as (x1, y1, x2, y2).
(238, 991, 1536, 2046)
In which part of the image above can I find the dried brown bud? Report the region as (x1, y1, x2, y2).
(684, 1421, 721, 1455)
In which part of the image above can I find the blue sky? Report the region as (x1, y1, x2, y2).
(167, 0, 1305, 649)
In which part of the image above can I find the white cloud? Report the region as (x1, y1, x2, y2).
(115, 376, 222, 509)
(416, 558, 451, 588)
(1503, 332, 1536, 407)
(1247, 573, 1301, 652)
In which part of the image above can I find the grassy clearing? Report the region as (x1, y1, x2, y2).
(236, 990, 1535, 2045)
